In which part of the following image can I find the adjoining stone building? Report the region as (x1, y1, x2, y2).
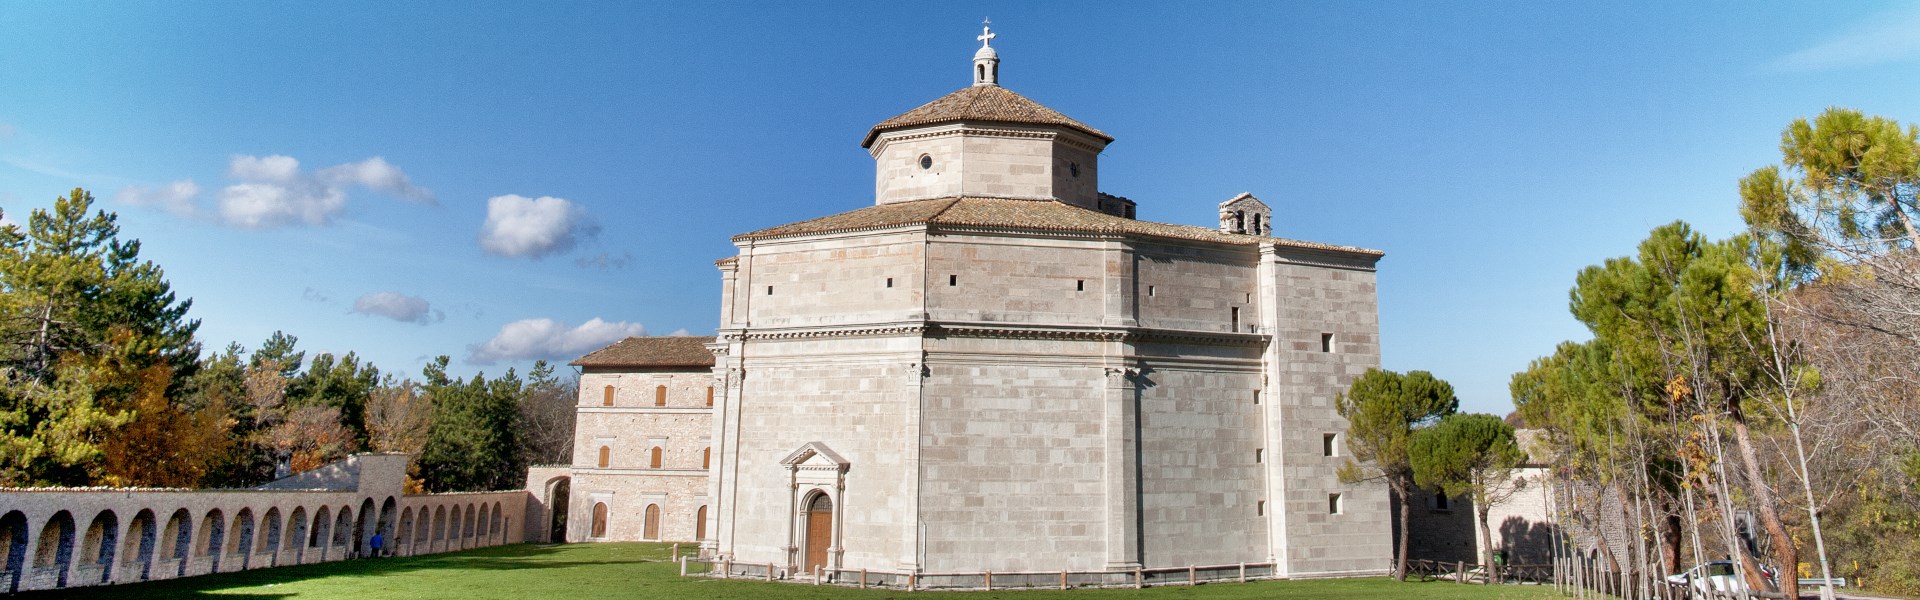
(541, 336, 718, 545)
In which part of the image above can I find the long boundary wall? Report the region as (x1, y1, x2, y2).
(0, 453, 528, 594)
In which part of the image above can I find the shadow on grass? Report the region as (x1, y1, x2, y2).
(17, 544, 639, 600)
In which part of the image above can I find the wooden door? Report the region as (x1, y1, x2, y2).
(803, 495, 832, 572)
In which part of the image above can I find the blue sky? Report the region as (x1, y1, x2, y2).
(4, 3, 1918, 415)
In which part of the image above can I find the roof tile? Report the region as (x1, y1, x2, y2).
(862, 85, 1111, 147)
(571, 336, 717, 368)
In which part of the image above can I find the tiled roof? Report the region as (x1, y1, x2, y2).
(731, 196, 1382, 256)
(862, 85, 1112, 148)
(571, 336, 717, 368)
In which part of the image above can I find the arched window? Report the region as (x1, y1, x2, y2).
(977, 64, 985, 82)
(649, 447, 663, 469)
(706, 386, 714, 407)
(1234, 210, 1245, 233)
(695, 505, 708, 540)
(1251, 213, 1263, 235)
(597, 446, 611, 468)
(702, 447, 711, 469)
(590, 503, 608, 538)
(602, 385, 614, 406)
(654, 385, 667, 406)
(643, 504, 660, 540)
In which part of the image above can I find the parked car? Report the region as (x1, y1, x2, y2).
(1666, 561, 1780, 599)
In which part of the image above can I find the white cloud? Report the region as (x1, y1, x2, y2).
(216, 154, 434, 229)
(351, 291, 442, 324)
(1774, 7, 1920, 72)
(478, 194, 598, 258)
(319, 157, 435, 204)
(467, 317, 644, 365)
(113, 179, 201, 216)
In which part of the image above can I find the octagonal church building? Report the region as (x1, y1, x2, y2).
(560, 24, 1389, 580)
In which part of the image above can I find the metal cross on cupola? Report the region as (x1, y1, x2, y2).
(972, 18, 1000, 86)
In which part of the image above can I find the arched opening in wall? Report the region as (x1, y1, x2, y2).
(545, 477, 570, 543)
(80, 510, 118, 583)
(432, 506, 447, 545)
(411, 509, 429, 550)
(333, 507, 354, 553)
(597, 446, 610, 468)
(977, 63, 985, 82)
(1, 510, 24, 593)
(226, 509, 253, 568)
(34, 511, 75, 588)
(464, 505, 477, 543)
(590, 503, 608, 539)
(801, 492, 833, 573)
(396, 508, 413, 555)
(1234, 210, 1245, 233)
(356, 498, 375, 557)
(163, 509, 192, 576)
(122, 509, 155, 581)
(490, 504, 504, 544)
(197, 509, 225, 572)
(260, 508, 282, 559)
(702, 447, 711, 469)
(643, 504, 660, 541)
(695, 506, 707, 541)
(602, 385, 614, 406)
(309, 507, 330, 551)
(284, 507, 307, 562)
(446, 506, 462, 545)
(1251, 213, 1263, 235)
(376, 497, 397, 556)
(649, 447, 663, 469)
(471, 504, 485, 541)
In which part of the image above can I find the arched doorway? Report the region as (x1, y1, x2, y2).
(802, 493, 832, 573)
(642, 505, 660, 541)
(544, 477, 569, 543)
(589, 503, 608, 539)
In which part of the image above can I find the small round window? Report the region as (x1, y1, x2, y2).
(919, 154, 933, 170)
(1069, 162, 1080, 178)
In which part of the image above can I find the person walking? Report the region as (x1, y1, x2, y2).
(370, 531, 385, 557)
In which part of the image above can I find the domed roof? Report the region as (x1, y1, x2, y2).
(861, 84, 1112, 148)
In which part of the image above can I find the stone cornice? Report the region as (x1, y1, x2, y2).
(726, 321, 1267, 348)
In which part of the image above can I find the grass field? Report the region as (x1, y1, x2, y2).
(27, 543, 1565, 600)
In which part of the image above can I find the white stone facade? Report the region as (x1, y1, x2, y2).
(690, 34, 1391, 579)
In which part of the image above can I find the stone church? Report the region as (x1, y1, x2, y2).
(554, 24, 1389, 580)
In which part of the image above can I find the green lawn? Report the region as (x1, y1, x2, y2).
(30, 543, 1564, 600)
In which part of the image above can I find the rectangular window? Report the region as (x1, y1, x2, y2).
(1256, 500, 1265, 516)
(1147, 285, 1155, 297)
(1320, 333, 1336, 353)
(1230, 307, 1240, 332)
(1254, 448, 1263, 463)
(1434, 493, 1451, 511)
(767, 285, 774, 295)
(1329, 493, 1343, 515)
(1076, 279, 1084, 291)
(1323, 433, 1337, 457)
(1252, 390, 1261, 405)
(949, 275, 957, 286)
(706, 386, 714, 407)
(886, 277, 893, 288)
(602, 385, 614, 407)
(655, 385, 667, 407)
